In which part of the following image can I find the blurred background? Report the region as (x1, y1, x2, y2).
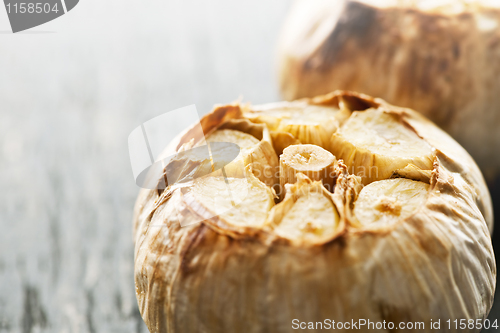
(0, 0, 497, 332)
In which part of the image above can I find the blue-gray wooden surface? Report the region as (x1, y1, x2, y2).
(0, 1, 498, 332)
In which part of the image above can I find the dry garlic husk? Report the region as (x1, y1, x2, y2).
(278, 0, 500, 181)
(133, 91, 494, 333)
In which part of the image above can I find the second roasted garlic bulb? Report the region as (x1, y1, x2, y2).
(277, 0, 500, 181)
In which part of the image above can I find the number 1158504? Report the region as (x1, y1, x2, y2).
(6, 2, 59, 14)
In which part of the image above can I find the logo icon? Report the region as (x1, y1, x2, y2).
(3, 0, 79, 33)
(128, 105, 248, 227)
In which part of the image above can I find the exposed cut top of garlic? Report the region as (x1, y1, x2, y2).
(274, 191, 339, 243)
(207, 129, 259, 152)
(190, 175, 275, 228)
(330, 108, 435, 184)
(340, 109, 433, 158)
(353, 178, 430, 228)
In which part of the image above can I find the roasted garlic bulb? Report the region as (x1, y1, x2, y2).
(278, 0, 500, 181)
(133, 91, 494, 333)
